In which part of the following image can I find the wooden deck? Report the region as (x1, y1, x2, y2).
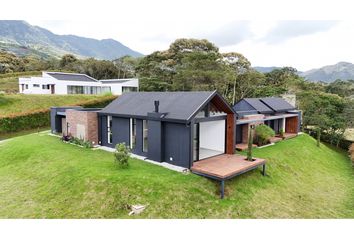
(191, 154, 266, 179)
(191, 154, 266, 198)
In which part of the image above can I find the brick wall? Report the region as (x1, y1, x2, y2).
(66, 110, 99, 145)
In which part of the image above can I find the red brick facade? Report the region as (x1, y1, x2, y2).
(65, 110, 99, 145)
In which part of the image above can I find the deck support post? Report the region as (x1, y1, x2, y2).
(262, 164, 266, 176)
(220, 180, 225, 199)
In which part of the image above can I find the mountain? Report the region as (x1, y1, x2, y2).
(300, 62, 354, 82)
(0, 20, 142, 60)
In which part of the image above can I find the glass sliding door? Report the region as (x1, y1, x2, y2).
(142, 120, 148, 152)
(193, 123, 199, 162)
(130, 118, 136, 150)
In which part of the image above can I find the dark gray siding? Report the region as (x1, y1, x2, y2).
(100, 115, 109, 146)
(112, 117, 130, 147)
(100, 115, 130, 148)
(147, 120, 163, 162)
(163, 122, 191, 168)
(236, 124, 243, 144)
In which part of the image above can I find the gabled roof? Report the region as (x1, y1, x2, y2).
(46, 72, 98, 82)
(242, 98, 273, 114)
(260, 97, 295, 112)
(100, 91, 233, 122)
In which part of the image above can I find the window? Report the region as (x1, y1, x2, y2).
(68, 86, 84, 94)
(25, 84, 29, 89)
(130, 118, 136, 149)
(107, 116, 112, 144)
(142, 120, 148, 152)
(42, 84, 50, 90)
(33, 84, 40, 87)
(101, 86, 111, 94)
(122, 86, 138, 93)
(67, 86, 111, 95)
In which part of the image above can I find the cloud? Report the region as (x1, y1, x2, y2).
(262, 20, 339, 44)
(201, 21, 253, 47)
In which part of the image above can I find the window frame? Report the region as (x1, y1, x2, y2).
(142, 119, 148, 152)
(107, 116, 113, 144)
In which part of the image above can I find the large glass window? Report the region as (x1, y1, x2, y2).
(67, 86, 111, 95)
(107, 116, 112, 144)
(33, 84, 40, 87)
(130, 118, 136, 149)
(122, 86, 138, 93)
(142, 120, 148, 152)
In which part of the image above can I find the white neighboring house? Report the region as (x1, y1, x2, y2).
(18, 72, 139, 95)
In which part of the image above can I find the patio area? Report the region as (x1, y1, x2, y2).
(191, 154, 266, 198)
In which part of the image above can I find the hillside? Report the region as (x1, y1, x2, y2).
(0, 134, 352, 218)
(0, 20, 142, 60)
(301, 62, 354, 82)
(0, 94, 116, 117)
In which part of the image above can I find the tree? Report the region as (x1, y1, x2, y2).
(59, 54, 78, 68)
(221, 52, 251, 104)
(325, 79, 354, 97)
(298, 91, 348, 147)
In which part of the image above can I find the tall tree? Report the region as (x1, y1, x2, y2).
(221, 52, 251, 104)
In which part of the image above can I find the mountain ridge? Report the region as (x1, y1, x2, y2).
(0, 20, 142, 60)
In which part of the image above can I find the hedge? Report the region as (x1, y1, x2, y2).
(0, 95, 117, 134)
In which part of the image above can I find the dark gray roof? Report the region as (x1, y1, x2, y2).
(243, 98, 273, 113)
(47, 72, 97, 82)
(260, 97, 295, 112)
(100, 91, 227, 121)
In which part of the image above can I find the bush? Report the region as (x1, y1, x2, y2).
(254, 124, 275, 146)
(114, 143, 130, 168)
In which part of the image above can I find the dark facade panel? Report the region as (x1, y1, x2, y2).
(163, 122, 191, 168)
(147, 120, 163, 162)
(112, 117, 130, 147)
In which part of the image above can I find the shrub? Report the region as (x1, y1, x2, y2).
(279, 128, 285, 138)
(62, 135, 92, 148)
(254, 124, 275, 146)
(114, 143, 130, 168)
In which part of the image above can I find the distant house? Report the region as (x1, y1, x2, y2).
(19, 71, 138, 95)
(233, 97, 301, 147)
(51, 91, 235, 169)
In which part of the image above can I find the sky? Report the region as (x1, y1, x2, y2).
(4, 0, 354, 71)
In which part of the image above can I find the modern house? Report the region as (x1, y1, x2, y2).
(19, 71, 139, 95)
(51, 91, 235, 169)
(233, 97, 301, 148)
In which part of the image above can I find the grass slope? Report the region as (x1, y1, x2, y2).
(0, 94, 111, 117)
(0, 133, 353, 218)
(0, 71, 41, 93)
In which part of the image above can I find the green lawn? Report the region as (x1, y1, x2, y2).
(0, 133, 353, 218)
(0, 94, 112, 117)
